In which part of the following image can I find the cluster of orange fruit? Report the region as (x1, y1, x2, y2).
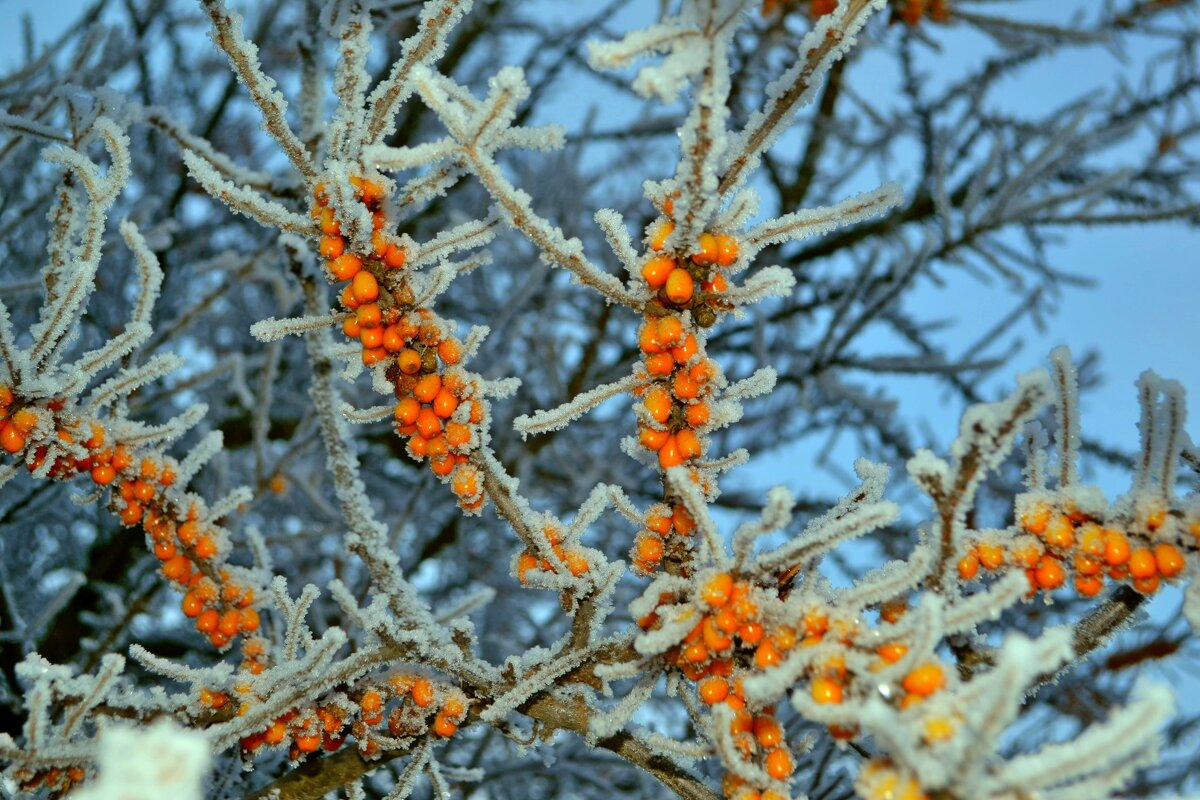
(0, 387, 259, 649)
(764, 0, 950, 24)
(515, 520, 590, 583)
(11, 765, 86, 797)
(856, 759, 929, 800)
(636, 572, 957, 798)
(237, 673, 467, 759)
(958, 497, 1194, 597)
(312, 176, 487, 512)
(631, 503, 697, 574)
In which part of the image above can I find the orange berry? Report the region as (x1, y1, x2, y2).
(329, 253, 361, 281)
(411, 678, 434, 708)
(739, 621, 764, 645)
(319, 236, 345, 260)
(162, 554, 192, 583)
(957, 553, 980, 580)
(877, 641, 907, 663)
(1043, 515, 1074, 549)
(714, 233, 738, 266)
(648, 220, 674, 251)
(195, 609, 219, 633)
(194, 536, 218, 559)
(645, 352, 675, 376)
(702, 616, 733, 651)
(218, 610, 240, 638)
(1154, 543, 1185, 578)
(356, 304, 382, 327)
(977, 543, 1004, 570)
(91, 464, 116, 485)
(765, 748, 793, 780)
(154, 540, 176, 561)
(701, 573, 734, 608)
(181, 592, 204, 617)
(1133, 574, 1161, 594)
(676, 429, 701, 460)
(437, 339, 462, 365)
(359, 327, 383, 349)
(397, 348, 422, 374)
(446, 422, 472, 448)
(685, 402, 710, 428)
(416, 407, 442, 439)
(754, 715, 784, 747)
(1128, 548, 1157, 580)
(672, 370, 700, 400)
(641, 256, 675, 289)
(295, 734, 321, 753)
(239, 608, 260, 632)
(634, 534, 663, 564)
(810, 676, 843, 704)
(0, 425, 25, 454)
(1074, 575, 1104, 596)
(902, 663, 945, 696)
(351, 270, 379, 303)
(383, 244, 406, 269)
(433, 711, 457, 737)
(432, 388, 458, 419)
(413, 374, 441, 403)
(264, 719, 287, 745)
(754, 639, 782, 670)
(1034, 555, 1066, 589)
(643, 386, 673, 424)
(639, 426, 670, 451)
(1103, 530, 1130, 565)
(672, 334, 699, 363)
(664, 268, 694, 304)
(393, 397, 421, 426)
(657, 435, 683, 468)
(656, 316, 684, 346)
(698, 677, 728, 704)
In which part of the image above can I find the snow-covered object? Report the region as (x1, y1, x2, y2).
(71, 720, 209, 800)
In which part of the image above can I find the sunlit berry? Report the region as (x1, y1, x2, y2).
(1154, 543, 1185, 578)
(320, 236, 345, 259)
(701, 573, 734, 608)
(902, 663, 945, 696)
(664, 268, 694, 304)
(1033, 555, 1066, 590)
(698, 676, 728, 704)
(811, 676, 843, 704)
(1128, 548, 1157, 580)
(642, 256, 675, 289)
(765, 748, 793, 780)
(330, 253, 361, 281)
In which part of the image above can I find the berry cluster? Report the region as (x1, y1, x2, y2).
(958, 491, 1196, 598)
(636, 570, 959, 799)
(237, 673, 467, 760)
(10, 765, 86, 797)
(515, 520, 591, 583)
(311, 177, 488, 512)
(631, 503, 696, 574)
(0, 387, 260, 649)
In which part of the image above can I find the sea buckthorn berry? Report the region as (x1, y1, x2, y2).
(1033, 555, 1066, 590)
(639, 426, 670, 451)
(437, 339, 462, 365)
(658, 435, 683, 468)
(1128, 548, 1157, 580)
(739, 621, 764, 645)
(977, 543, 1004, 570)
(264, 719, 287, 745)
(218, 610, 240, 638)
(295, 733, 321, 753)
(0, 425, 25, 453)
(765, 748, 794, 780)
(644, 387, 673, 424)
(196, 609, 219, 633)
(1074, 575, 1104, 596)
(714, 233, 738, 266)
(672, 333, 699, 363)
(383, 244, 406, 269)
(416, 408, 442, 439)
(754, 639, 782, 670)
(393, 397, 420, 426)
(634, 534, 664, 565)
(432, 389, 458, 419)
(357, 304, 382, 327)
(1021, 502, 1051, 535)
(1103, 529, 1130, 565)
(645, 513, 672, 535)
(397, 348, 421, 375)
(239, 608, 260, 632)
(411, 678, 434, 708)
(1043, 515, 1074, 549)
(11, 409, 37, 432)
(702, 616, 732, 651)
(877, 642, 907, 663)
(195, 536, 218, 559)
(902, 663, 945, 696)
(359, 327, 384, 350)
(343, 316, 361, 339)
(648, 220, 674, 251)
(754, 715, 784, 748)
(645, 352, 675, 376)
(320, 236, 345, 260)
(685, 402, 710, 428)
(656, 316, 684, 345)
(811, 676, 843, 704)
(154, 540, 177, 561)
(318, 207, 340, 235)
(91, 464, 116, 485)
(675, 429, 701, 460)
(181, 592, 204, 617)
(357, 178, 386, 206)
(1133, 574, 1161, 594)
(446, 422, 472, 448)
(672, 370, 700, 400)
(664, 268, 694, 304)
(698, 676, 728, 705)
(701, 573, 734, 608)
(642, 255, 675, 289)
(681, 641, 708, 663)
(162, 554, 192, 583)
(351, 270, 379, 303)
(957, 553, 980, 580)
(433, 711, 457, 737)
(414, 374, 442, 403)
(691, 232, 717, 266)
(639, 323, 663, 354)
(1154, 543, 1185, 578)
